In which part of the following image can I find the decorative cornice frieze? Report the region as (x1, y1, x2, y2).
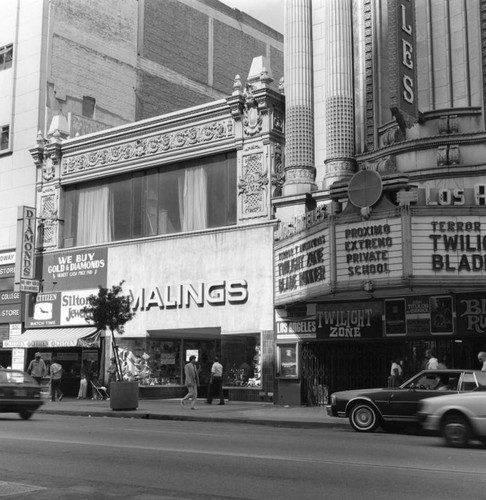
(62, 119, 234, 175)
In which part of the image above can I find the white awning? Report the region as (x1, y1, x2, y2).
(3, 327, 100, 348)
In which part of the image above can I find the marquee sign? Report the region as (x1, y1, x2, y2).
(274, 227, 329, 305)
(335, 217, 403, 282)
(411, 216, 486, 277)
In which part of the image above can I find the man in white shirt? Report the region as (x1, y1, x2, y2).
(206, 355, 224, 405)
(425, 349, 439, 370)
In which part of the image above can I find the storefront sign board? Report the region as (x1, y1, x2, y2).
(40, 248, 107, 290)
(25, 290, 95, 328)
(316, 301, 383, 340)
(456, 292, 486, 335)
(106, 225, 275, 335)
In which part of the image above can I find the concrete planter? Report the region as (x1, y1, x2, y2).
(109, 381, 139, 410)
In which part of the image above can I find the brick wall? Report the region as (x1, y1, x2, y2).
(143, 0, 209, 85)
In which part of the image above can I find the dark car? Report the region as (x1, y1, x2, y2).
(0, 369, 45, 420)
(326, 369, 486, 432)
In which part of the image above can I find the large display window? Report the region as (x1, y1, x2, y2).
(116, 334, 262, 388)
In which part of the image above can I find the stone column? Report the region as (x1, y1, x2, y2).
(283, 0, 316, 195)
(323, 0, 356, 188)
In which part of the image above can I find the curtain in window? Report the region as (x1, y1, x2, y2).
(179, 166, 207, 231)
(76, 185, 112, 245)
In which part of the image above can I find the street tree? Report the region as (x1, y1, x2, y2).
(82, 281, 135, 380)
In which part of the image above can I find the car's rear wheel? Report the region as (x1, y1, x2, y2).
(349, 402, 380, 432)
(19, 409, 33, 420)
(441, 414, 471, 447)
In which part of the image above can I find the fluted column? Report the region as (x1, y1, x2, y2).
(324, 0, 356, 188)
(283, 0, 316, 195)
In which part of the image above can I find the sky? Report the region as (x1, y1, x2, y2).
(220, 0, 284, 33)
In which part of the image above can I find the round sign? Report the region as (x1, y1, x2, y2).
(347, 170, 383, 208)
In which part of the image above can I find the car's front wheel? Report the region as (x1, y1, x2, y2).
(19, 409, 33, 420)
(441, 414, 471, 447)
(349, 402, 380, 432)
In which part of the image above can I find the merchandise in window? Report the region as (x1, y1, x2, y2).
(222, 334, 261, 388)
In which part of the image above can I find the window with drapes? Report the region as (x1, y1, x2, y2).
(63, 152, 237, 247)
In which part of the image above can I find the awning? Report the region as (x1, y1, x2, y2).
(2, 327, 100, 348)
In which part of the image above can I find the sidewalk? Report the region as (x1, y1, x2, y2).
(37, 397, 349, 429)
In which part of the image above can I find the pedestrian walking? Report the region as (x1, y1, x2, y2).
(181, 355, 199, 409)
(206, 355, 224, 405)
(27, 352, 47, 385)
(50, 356, 63, 402)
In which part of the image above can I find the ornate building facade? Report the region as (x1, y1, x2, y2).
(274, 0, 486, 405)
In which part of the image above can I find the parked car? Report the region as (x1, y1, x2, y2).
(0, 369, 45, 420)
(418, 392, 486, 447)
(326, 369, 486, 432)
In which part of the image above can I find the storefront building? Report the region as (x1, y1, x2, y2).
(273, 0, 486, 405)
(2, 58, 282, 401)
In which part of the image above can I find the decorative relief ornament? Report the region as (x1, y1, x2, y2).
(242, 84, 262, 136)
(271, 144, 284, 197)
(42, 153, 56, 181)
(63, 120, 233, 175)
(238, 152, 269, 217)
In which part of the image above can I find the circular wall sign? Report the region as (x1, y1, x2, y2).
(347, 169, 383, 208)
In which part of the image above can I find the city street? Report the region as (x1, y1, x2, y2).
(0, 414, 485, 499)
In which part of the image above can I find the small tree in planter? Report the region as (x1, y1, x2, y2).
(82, 281, 135, 382)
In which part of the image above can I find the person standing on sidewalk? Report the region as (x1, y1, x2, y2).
(50, 356, 63, 402)
(206, 355, 224, 405)
(27, 352, 47, 385)
(181, 355, 199, 410)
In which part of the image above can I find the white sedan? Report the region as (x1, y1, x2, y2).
(418, 391, 486, 447)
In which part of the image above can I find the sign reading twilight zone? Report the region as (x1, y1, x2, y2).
(412, 216, 486, 276)
(335, 218, 403, 281)
(274, 229, 328, 303)
(316, 301, 383, 339)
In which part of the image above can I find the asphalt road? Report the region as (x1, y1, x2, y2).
(0, 414, 484, 499)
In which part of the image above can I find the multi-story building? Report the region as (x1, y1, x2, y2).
(274, 0, 486, 405)
(0, 0, 283, 368)
(3, 56, 284, 401)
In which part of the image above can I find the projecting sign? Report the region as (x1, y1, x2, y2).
(20, 279, 40, 293)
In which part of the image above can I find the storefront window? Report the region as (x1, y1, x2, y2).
(221, 334, 261, 388)
(115, 335, 262, 388)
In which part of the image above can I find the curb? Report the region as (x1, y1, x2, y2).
(37, 407, 341, 429)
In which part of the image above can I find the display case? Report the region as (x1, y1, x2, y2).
(276, 343, 299, 379)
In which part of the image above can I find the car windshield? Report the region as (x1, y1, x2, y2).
(0, 369, 35, 385)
